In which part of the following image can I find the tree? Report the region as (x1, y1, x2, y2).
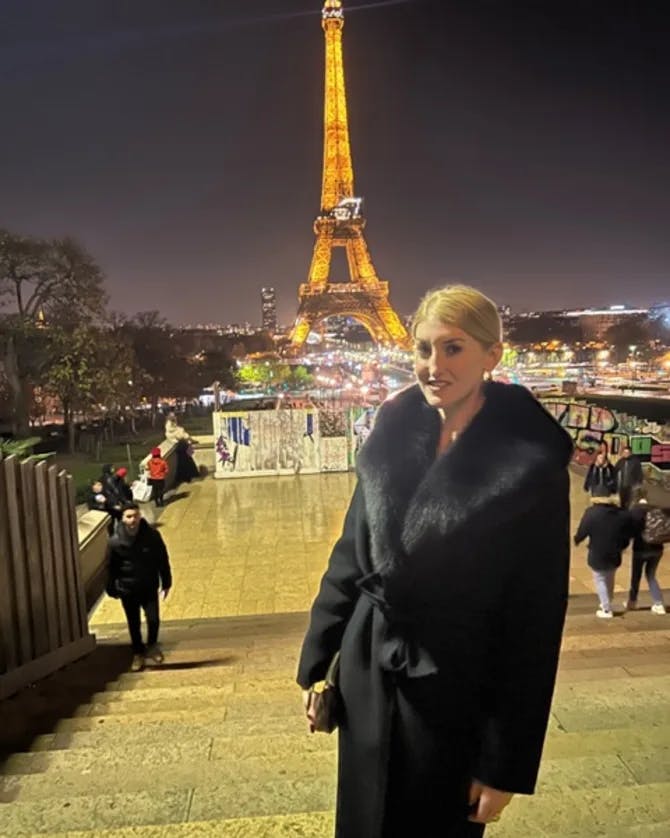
(604, 318, 651, 363)
(191, 348, 238, 394)
(119, 313, 230, 420)
(507, 314, 583, 345)
(0, 230, 107, 434)
(43, 324, 134, 453)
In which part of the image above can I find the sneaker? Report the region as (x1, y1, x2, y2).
(146, 644, 164, 664)
(651, 603, 667, 616)
(130, 654, 145, 672)
(623, 600, 638, 611)
(596, 608, 614, 619)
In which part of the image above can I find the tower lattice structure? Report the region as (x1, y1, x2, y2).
(289, 0, 410, 349)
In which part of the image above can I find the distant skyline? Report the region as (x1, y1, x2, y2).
(2, 0, 669, 326)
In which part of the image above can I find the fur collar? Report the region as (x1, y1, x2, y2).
(356, 382, 573, 575)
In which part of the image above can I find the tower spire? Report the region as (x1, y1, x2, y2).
(321, 0, 353, 210)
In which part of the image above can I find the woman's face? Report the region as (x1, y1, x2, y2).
(413, 319, 501, 410)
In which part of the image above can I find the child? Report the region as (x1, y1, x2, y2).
(574, 493, 630, 618)
(146, 446, 169, 508)
(624, 487, 666, 614)
(86, 479, 107, 512)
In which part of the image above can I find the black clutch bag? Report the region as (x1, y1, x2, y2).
(308, 652, 341, 734)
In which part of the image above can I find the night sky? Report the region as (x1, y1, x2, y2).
(2, 0, 669, 326)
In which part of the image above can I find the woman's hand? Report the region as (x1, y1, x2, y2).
(468, 780, 514, 824)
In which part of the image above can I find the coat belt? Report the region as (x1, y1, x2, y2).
(356, 572, 438, 678)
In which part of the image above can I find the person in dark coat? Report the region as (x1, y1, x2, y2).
(624, 487, 666, 614)
(297, 285, 573, 838)
(583, 452, 616, 498)
(101, 463, 124, 514)
(574, 494, 630, 618)
(113, 467, 133, 503)
(165, 413, 199, 483)
(86, 479, 107, 512)
(105, 501, 172, 671)
(614, 446, 644, 508)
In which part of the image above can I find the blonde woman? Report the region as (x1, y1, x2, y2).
(298, 285, 573, 837)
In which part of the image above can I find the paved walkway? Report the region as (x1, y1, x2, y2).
(92, 470, 670, 628)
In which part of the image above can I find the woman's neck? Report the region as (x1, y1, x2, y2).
(437, 385, 486, 454)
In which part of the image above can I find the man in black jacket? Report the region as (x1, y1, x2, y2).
(614, 446, 644, 509)
(105, 502, 173, 671)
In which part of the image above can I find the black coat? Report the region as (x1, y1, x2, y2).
(583, 462, 616, 496)
(105, 519, 172, 598)
(573, 502, 630, 570)
(614, 456, 643, 490)
(297, 382, 573, 838)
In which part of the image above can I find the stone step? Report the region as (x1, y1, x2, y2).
(0, 741, 338, 802)
(21, 720, 670, 765)
(560, 629, 670, 654)
(4, 743, 664, 805)
(543, 725, 670, 759)
(4, 777, 670, 836)
(37, 814, 670, 838)
(28, 725, 334, 757)
(0, 776, 335, 835)
(15, 812, 336, 838)
(487, 781, 670, 836)
(554, 673, 670, 702)
(75, 690, 300, 721)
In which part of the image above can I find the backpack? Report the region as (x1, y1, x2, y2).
(642, 507, 670, 545)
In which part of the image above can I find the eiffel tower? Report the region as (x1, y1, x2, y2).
(289, 0, 410, 349)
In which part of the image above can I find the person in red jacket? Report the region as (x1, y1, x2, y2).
(146, 446, 169, 508)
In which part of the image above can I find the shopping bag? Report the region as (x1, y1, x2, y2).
(131, 476, 153, 503)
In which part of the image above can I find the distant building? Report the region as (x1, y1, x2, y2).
(261, 287, 278, 333)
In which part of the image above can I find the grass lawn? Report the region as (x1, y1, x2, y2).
(25, 413, 213, 504)
(55, 436, 162, 503)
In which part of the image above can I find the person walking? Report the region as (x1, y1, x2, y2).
(584, 451, 616, 498)
(624, 488, 666, 614)
(146, 446, 169, 508)
(614, 446, 644, 509)
(298, 285, 573, 837)
(574, 493, 630, 618)
(105, 502, 172, 672)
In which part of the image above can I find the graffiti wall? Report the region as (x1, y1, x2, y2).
(213, 407, 349, 478)
(212, 397, 670, 479)
(542, 399, 670, 470)
(213, 409, 320, 477)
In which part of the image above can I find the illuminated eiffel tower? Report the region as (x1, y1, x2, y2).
(289, 0, 410, 349)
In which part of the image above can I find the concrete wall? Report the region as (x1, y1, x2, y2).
(77, 510, 111, 612)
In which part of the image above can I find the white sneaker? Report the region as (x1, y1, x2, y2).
(651, 603, 667, 616)
(596, 608, 614, 619)
(623, 600, 637, 611)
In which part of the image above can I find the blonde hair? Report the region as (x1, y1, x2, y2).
(591, 494, 620, 506)
(411, 284, 502, 348)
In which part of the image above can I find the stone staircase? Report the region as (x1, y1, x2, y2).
(1, 601, 669, 837)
